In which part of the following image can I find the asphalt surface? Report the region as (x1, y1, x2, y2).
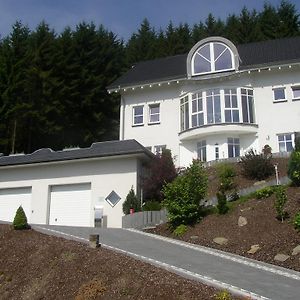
(32, 224, 300, 300)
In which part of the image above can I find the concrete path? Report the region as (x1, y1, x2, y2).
(33, 225, 300, 300)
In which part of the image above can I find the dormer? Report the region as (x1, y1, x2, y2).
(187, 37, 240, 78)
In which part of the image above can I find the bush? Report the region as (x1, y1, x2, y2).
(143, 149, 177, 202)
(122, 187, 141, 215)
(143, 201, 161, 211)
(255, 186, 275, 199)
(274, 185, 288, 222)
(173, 224, 188, 236)
(162, 160, 208, 228)
(288, 150, 300, 186)
(240, 149, 274, 180)
(216, 191, 229, 214)
(293, 212, 300, 231)
(216, 163, 236, 192)
(13, 206, 30, 230)
(214, 290, 232, 300)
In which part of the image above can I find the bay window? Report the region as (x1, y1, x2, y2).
(241, 88, 255, 124)
(191, 92, 204, 127)
(180, 96, 189, 131)
(224, 88, 239, 123)
(206, 89, 221, 124)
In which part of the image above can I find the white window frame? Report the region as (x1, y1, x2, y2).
(240, 88, 255, 124)
(277, 133, 294, 152)
(292, 86, 300, 101)
(224, 88, 239, 123)
(132, 105, 144, 126)
(227, 137, 240, 158)
(191, 92, 204, 127)
(148, 103, 160, 124)
(273, 87, 287, 102)
(154, 145, 166, 155)
(197, 140, 207, 162)
(192, 42, 234, 76)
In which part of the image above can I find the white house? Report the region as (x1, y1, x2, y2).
(0, 140, 153, 228)
(108, 36, 300, 167)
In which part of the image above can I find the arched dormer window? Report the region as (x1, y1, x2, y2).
(187, 37, 239, 77)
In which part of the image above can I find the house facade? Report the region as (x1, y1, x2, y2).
(108, 36, 300, 167)
(0, 140, 153, 228)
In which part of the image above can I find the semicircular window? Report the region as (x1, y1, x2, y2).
(192, 42, 234, 75)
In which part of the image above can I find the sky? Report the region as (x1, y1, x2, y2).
(0, 0, 300, 41)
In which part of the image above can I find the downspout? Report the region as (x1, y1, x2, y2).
(119, 95, 125, 140)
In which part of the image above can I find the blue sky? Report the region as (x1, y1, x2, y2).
(0, 0, 299, 40)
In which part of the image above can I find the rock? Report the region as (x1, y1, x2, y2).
(190, 235, 199, 240)
(240, 207, 252, 212)
(213, 237, 228, 245)
(247, 244, 260, 254)
(253, 180, 266, 186)
(238, 216, 248, 227)
(274, 254, 290, 262)
(292, 245, 300, 256)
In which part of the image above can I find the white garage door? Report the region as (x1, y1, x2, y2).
(0, 187, 32, 222)
(49, 183, 92, 227)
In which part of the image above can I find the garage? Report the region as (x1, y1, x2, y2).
(0, 187, 32, 222)
(49, 183, 92, 227)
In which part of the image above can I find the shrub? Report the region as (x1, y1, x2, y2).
(240, 149, 274, 180)
(293, 212, 300, 231)
(122, 187, 141, 215)
(162, 160, 208, 228)
(216, 163, 236, 192)
(274, 185, 288, 222)
(13, 206, 30, 230)
(214, 290, 232, 300)
(173, 224, 188, 236)
(255, 186, 275, 199)
(143, 201, 161, 211)
(143, 149, 177, 202)
(287, 150, 300, 186)
(262, 144, 272, 157)
(216, 190, 229, 214)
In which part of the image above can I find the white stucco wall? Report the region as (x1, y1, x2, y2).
(0, 157, 139, 228)
(120, 66, 300, 167)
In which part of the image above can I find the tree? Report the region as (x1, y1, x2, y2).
(126, 18, 157, 64)
(122, 187, 141, 215)
(277, 0, 300, 37)
(143, 149, 177, 202)
(13, 206, 30, 230)
(259, 3, 280, 40)
(162, 160, 208, 228)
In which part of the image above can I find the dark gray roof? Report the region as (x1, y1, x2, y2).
(108, 36, 300, 89)
(0, 140, 154, 167)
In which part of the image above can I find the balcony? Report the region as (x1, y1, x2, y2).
(179, 122, 258, 141)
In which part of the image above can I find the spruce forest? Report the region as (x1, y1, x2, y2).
(0, 1, 299, 155)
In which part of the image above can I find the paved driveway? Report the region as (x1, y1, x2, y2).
(33, 225, 300, 300)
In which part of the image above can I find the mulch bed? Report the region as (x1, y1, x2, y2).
(0, 224, 241, 300)
(148, 187, 300, 272)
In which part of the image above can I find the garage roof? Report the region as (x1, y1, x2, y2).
(0, 140, 154, 167)
(108, 36, 300, 89)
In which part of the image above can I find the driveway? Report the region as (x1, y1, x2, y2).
(33, 225, 300, 300)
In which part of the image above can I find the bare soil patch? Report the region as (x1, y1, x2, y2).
(148, 187, 300, 272)
(0, 224, 239, 300)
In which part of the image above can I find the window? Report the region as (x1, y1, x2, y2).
(206, 89, 221, 124)
(273, 87, 286, 102)
(133, 105, 144, 126)
(191, 93, 204, 127)
(292, 86, 300, 100)
(180, 96, 189, 131)
(105, 190, 121, 207)
(241, 88, 255, 124)
(192, 42, 234, 75)
(228, 138, 240, 158)
(278, 134, 293, 152)
(224, 88, 239, 123)
(154, 145, 166, 155)
(215, 144, 219, 160)
(149, 104, 160, 124)
(197, 140, 206, 162)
